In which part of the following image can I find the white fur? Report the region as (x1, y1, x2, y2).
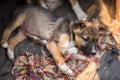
(69, 41, 75, 47)
(1, 42, 8, 48)
(41, 3, 48, 9)
(61, 41, 77, 54)
(83, 35, 88, 39)
(91, 45, 96, 53)
(61, 41, 70, 54)
(7, 48, 14, 60)
(62, 41, 70, 48)
(67, 47, 78, 54)
(41, 40, 48, 44)
(58, 64, 73, 75)
(32, 36, 48, 44)
(32, 36, 39, 40)
(72, 2, 87, 20)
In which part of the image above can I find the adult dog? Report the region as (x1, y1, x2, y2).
(1, 6, 99, 75)
(26, 0, 87, 20)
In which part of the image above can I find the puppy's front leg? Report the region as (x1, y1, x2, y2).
(69, 0, 87, 20)
(38, 0, 48, 9)
(46, 41, 73, 75)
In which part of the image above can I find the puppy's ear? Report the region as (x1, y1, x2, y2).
(70, 20, 87, 34)
(91, 19, 108, 34)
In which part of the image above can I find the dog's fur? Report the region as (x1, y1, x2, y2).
(1, 6, 99, 75)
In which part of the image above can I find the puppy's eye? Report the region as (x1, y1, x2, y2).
(74, 23, 85, 29)
(80, 24, 86, 29)
(82, 36, 89, 41)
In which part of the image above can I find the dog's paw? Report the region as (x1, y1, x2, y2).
(77, 13, 87, 21)
(7, 48, 14, 60)
(67, 47, 78, 54)
(58, 64, 74, 76)
(72, 2, 87, 20)
(1, 42, 8, 48)
(69, 41, 75, 47)
(41, 3, 48, 9)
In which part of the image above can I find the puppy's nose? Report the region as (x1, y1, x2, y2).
(91, 52, 96, 55)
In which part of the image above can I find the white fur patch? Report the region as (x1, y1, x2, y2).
(61, 41, 70, 54)
(72, 2, 87, 20)
(58, 64, 73, 75)
(41, 40, 48, 44)
(61, 41, 77, 54)
(91, 45, 96, 53)
(67, 47, 78, 54)
(31, 35, 48, 45)
(83, 35, 88, 40)
(62, 41, 70, 48)
(69, 41, 75, 47)
(7, 48, 14, 60)
(41, 3, 48, 9)
(32, 36, 39, 40)
(1, 42, 8, 48)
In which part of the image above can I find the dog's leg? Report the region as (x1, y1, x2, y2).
(69, 0, 87, 20)
(46, 35, 73, 75)
(7, 30, 27, 60)
(57, 33, 74, 75)
(38, 0, 48, 9)
(1, 13, 26, 48)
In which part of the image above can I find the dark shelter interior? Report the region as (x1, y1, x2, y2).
(0, 0, 120, 80)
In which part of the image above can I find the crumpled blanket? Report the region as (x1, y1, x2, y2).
(99, 18, 120, 48)
(11, 52, 100, 80)
(11, 27, 116, 80)
(107, 20, 120, 48)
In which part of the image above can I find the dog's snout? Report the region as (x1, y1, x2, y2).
(81, 41, 97, 55)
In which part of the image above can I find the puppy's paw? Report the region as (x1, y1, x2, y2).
(67, 47, 78, 54)
(69, 41, 75, 47)
(72, 2, 87, 20)
(77, 13, 87, 21)
(7, 48, 14, 60)
(58, 64, 74, 76)
(41, 4, 48, 9)
(1, 42, 8, 48)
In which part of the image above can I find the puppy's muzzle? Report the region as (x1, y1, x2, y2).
(81, 41, 97, 55)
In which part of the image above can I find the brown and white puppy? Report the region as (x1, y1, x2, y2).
(0, 6, 98, 75)
(70, 20, 99, 55)
(26, 0, 87, 20)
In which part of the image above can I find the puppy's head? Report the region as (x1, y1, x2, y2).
(71, 20, 99, 55)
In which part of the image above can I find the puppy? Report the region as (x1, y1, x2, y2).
(70, 20, 99, 55)
(1, 6, 99, 75)
(26, 0, 87, 20)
